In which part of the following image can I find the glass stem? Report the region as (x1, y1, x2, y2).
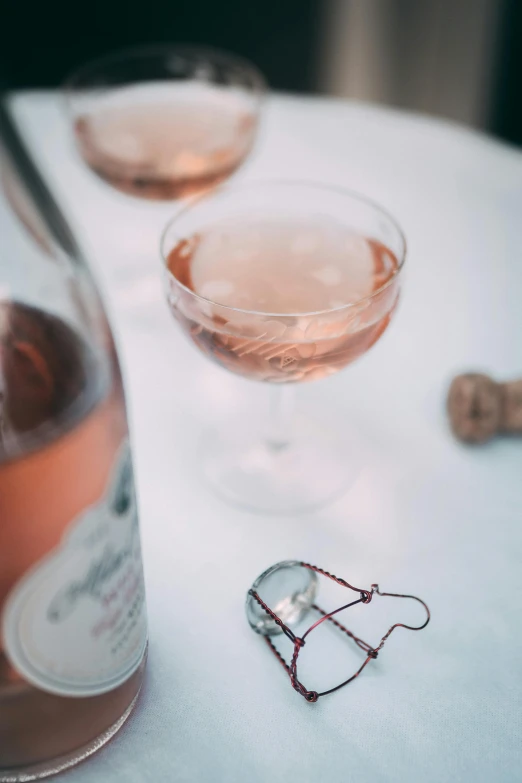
(266, 385, 295, 451)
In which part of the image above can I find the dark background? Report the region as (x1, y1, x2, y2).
(1, 0, 521, 145)
(0, 1, 322, 93)
(489, 0, 522, 145)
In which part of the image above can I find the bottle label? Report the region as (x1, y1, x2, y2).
(2, 440, 148, 697)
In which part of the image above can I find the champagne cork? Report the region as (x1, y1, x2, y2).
(447, 373, 522, 443)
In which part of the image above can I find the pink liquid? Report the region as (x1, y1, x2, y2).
(166, 217, 401, 382)
(74, 83, 257, 199)
(0, 303, 145, 772)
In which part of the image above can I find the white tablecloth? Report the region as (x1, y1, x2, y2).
(9, 92, 522, 782)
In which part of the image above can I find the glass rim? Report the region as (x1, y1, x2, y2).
(63, 43, 267, 97)
(160, 179, 407, 319)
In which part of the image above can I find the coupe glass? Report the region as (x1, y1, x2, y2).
(64, 45, 265, 200)
(161, 181, 406, 513)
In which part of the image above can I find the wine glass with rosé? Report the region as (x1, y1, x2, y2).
(64, 45, 265, 200)
(161, 181, 406, 513)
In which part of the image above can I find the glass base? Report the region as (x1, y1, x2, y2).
(201, 415, 361, 514)
(0, 691, 140, 783)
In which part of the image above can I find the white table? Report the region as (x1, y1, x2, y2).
(9, 92, 522, 782)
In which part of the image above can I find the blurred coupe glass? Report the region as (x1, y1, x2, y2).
(65, 45, 265, 200)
